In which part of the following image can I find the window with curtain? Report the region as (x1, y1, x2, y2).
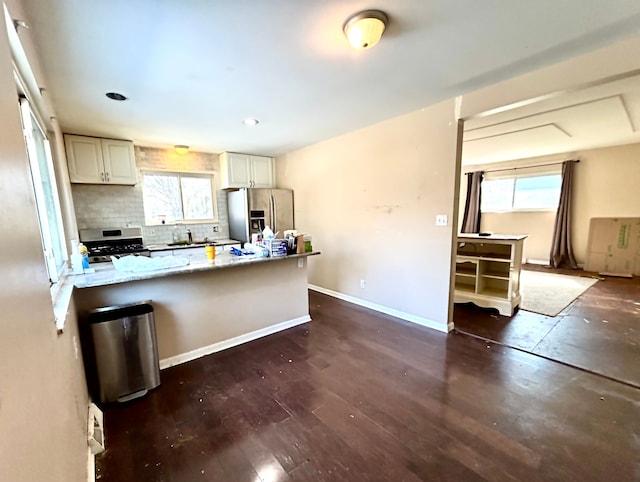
(481, 169, 562, 213)
(142, 171, 218, 225)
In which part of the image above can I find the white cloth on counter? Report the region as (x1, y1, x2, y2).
(111, 255, 190, 272)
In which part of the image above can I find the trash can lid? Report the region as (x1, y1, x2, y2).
(89, 300, 153, 323)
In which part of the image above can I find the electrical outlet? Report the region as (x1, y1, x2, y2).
(436, 214, 448, 226)
(212, 225, 219, 232)
(298, 258, 304, 268)
(147, 228, 156, 236)
(360, 279, 366, 288)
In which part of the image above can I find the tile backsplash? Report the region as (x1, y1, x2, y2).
(71, 146, 230, 244)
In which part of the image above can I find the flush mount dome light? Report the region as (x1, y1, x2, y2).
(105, 92, 127, 101)
(343, 10, 388, 49)
(242, 118, 259, 126)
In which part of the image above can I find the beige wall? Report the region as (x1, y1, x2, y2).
(460, 143, 640, 264)
(0, 1, 89, 481)
(572, 143, 640, 262)
(277, 100, 460, 331)
(277, 35, 640, 334)
(74, 258, 311, 362)
(481, 211, 557, 263)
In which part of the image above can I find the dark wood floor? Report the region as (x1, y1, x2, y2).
(97, 290, 640, 481)
(455, 265, 640, 388)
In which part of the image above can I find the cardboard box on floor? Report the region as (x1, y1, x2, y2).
(584, 217, 640, 276)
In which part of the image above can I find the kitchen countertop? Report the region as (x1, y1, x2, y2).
(72, 251, 320, 289)
(146, 238, 241, 251)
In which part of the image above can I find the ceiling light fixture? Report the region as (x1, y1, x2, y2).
(242, 118, 259, 126)
(343, 10, 388, 49)
(105, 92, 127, 101)
(174, 145, 189, 155)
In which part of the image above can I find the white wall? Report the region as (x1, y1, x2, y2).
(0, 1, 89, 481)
(460, 143, 640, 265)
(277, 100, 460, 332)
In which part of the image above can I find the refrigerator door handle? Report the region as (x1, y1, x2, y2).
(267, 193, 272, 230)
(272, 194, 278, 234)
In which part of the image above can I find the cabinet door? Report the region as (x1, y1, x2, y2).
(174, 247, 207, 261)
(220, 152, 252, 189)
(65, 135, 105, 183)
(101, 139, 137, 185)
(149, 250, 173, 258)
(250, 155, 274, 188)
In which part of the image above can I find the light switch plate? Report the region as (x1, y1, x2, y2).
(436, 214, 448, 226)
(297, 258, 304, 268)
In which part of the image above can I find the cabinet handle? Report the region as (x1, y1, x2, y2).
(101, 172, 105, 182)
(105, 172, 110, 182)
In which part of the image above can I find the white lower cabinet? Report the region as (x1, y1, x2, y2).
(149, 250, 174, 258)
(149, 244, 242, 259)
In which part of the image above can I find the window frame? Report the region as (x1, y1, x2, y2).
(141, 169, 218, 226)
(18, 91, 68, 284)
(480, 170, 562, 214)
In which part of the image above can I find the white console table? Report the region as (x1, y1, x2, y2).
(454, 234, 527, 316)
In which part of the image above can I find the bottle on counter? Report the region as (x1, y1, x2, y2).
(78, 242, 90, 269)
(70, 240, 84, 274)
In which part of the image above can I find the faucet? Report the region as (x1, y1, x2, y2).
(186, 229, 193, 244)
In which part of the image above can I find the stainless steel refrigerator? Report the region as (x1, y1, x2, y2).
(227, 188, 294, 245)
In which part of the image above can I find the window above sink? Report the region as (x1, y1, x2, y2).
(141, 170, 218, 225)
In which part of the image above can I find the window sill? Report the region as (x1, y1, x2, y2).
(51, 269, 75, 333)
(482, 208, 558, 214)
(145, 219, 219, 227)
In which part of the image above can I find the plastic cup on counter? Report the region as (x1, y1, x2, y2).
(205, 244, 216, 261)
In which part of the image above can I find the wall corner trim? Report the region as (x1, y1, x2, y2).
(158, 315, 311, 369)
(308, 284, 450, 334)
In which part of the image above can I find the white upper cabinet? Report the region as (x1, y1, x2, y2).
(65, 134, 137, 185)
(219, 152, 274, 189)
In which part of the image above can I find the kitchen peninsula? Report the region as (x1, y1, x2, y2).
(72, 251, 320, 369)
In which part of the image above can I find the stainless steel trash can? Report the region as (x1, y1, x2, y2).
(89, 301, 161, 403)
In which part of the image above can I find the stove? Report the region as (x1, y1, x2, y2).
(80, 227, 150, 263)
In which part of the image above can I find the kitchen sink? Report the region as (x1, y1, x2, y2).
(168, 240, 219, 247)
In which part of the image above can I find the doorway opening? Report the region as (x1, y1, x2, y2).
(452, 71, 640, 388)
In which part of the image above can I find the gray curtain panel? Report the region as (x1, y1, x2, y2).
(461, 171, 483, 233)
(550, 160, 578, 268)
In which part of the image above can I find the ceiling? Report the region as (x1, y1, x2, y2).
(16, 0, 640, 157)
(462, 72, 640, 165)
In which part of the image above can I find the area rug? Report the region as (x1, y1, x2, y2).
(520, 270, 598, 317)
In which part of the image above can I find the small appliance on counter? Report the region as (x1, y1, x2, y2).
(80, 227, 150, 263)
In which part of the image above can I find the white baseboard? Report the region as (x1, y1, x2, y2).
(526, 258, 549, 265)
(159, 315, 311, 369)
(526, 260, 587, 269)
(308, 284, 451, 333)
